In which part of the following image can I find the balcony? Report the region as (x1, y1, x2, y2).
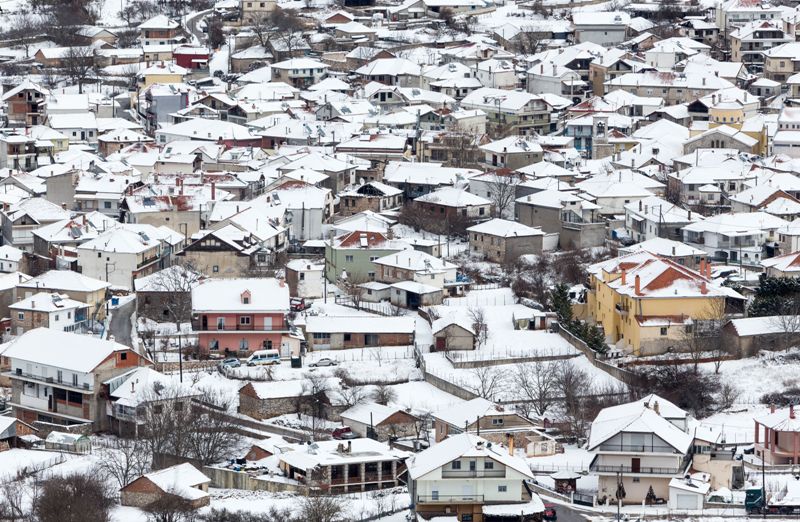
(441, 469, 506, 478)
(7, 370, 93, 392)
(596, 443, 680, 454)
(590, 462, 683, 475)
(417, 494, 484, 504)
(195, 322, 290, 332)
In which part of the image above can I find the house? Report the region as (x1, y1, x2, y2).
(467, 219, 545, 263)
(407, 433, 542, 522)
(624, 196, 698, 243)
(573, 11, 631, 45)
(324, 230, 408, 283)
(761, 251, 800, 278)
(0, 135, 41, 171)
(191, 278, 291, 357)
(17, 270, 110, 321)
(772, 107, 800, 158)
(382, 161, 481, 200)
(0, 416, 37, 449)
(414, 188, 493, 226)
(373, 249, 458, 290)
(682, 212, 787, 264)
(134, 265, 204, 322)
(432, 317, 476, 351)
(285, 259, 325, 299)
(586, 251, 744, 356)
(121, 463, 211, 509)
(753, 405, 800, 466)
(339, 182, 404, 216)
(0, 245, 24, 273)
(76, 225, 180, 290)
(173, 46, 210, 71)
(270, 58, 329, 88)
(479, 136, 544, 170)
(10, 293, 91, 335)
(461, 88, 550, 136)
(44, 431, 92, 453)
(432, 398, 557, 457)
(1, 80, 48, 126)
(1, 198, 72, 252)
(588, 395, 692, 505)
(390, 281, 444, 309)
(729, 20, 791, 68)
(241, 0, 277, 20)
(515, 190, 605, 250)
(340, 402, 420, 441)
(4, 328, 148, 432)
(277, 438, 409, 493)
(721, 315, 797, 356)
(138, 15, 183, 46)
(617, 238, 707, 270)
(270, 180, 334, 241)
(355, 58, 422, 87)
(304, 316, 415, 350)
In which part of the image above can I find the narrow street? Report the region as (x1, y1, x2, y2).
(108, 298, 135, 347)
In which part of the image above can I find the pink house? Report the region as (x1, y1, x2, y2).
(191, 278, 291, 356)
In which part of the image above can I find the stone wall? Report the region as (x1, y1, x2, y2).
(202, 466, 307, 493)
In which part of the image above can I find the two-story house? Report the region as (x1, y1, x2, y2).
(270, 58, 329, 88)
(325, 231, 409, 283)
(372, 249, 458, 290)
(4, 328, 148, 432)
(191, 278, 291, 357)
(138, 15, 183, 46)
(682, 212, 788, 264)
(1, 80, 48, 126)
(754, 405, 800, 466)
(407, 433, 542, 521)
(589, 394, 692, 505)
(10, 292, 91, 335)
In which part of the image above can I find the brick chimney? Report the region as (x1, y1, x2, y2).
(771, 404, 776, 414)
(621, 269, 627, 285)
(700, 281, 707, 295)
(791, 405, 796, 420)
(634, 275, 641, 296)
(211, 181, 216, 201)
(699, 259, 706, 276)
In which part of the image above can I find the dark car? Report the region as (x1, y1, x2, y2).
(543, 504, 557, 521)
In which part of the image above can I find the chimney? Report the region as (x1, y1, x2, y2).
(706, 261, 712, 278)
(211, 181, 216, 201)
(672, 246, 676, 256)
(621, 269, 627, 285)
(653, 401, 660, 415)
(634, 274, 641, 296)
(700, 259, 706, 276)
(639, 200, 642, 211)
(771, 404, 776, 414)
(347, 440, 352, 453)
(688, 210, 692, 220)
(507, 433, 514, 456)
(61, 202, 67, 210)
(792, 405, 796, 420)
(700, 281, 707, 294)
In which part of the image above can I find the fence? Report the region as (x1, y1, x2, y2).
(554, 324, 641, 387)
(444, 347, 578, 368)
(443, 292, 516, 307)
(334, 296, 397, 317)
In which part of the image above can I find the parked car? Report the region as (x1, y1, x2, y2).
(543, 504, 557, 521)
(309, 358, 338, 367)
(219, 358, 241, 369)
(290, 297, 308, 312)
(332, 426, 358, 440)
(246, 349, 281, 366)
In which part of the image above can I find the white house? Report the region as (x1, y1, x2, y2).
(407, 433, 543, 521)
(588, 394, 692, 505)
(682, 212, 788, 264)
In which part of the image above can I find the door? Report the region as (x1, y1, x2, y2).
(435, 337, 446, 351)
(676, 494, 697, 510)
(462, 484, 474, 500)
(631, 458, 640, 473)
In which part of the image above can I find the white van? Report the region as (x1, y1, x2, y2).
(246, 349, 281, 366)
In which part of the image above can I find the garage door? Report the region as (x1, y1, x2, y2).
(676, 494, 697, 510)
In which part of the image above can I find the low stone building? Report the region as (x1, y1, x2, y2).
(120, 463, 211, 509)
(340, 402, 420, 441)
(466, 218, 546, 263)
(339, 181, 403, 216)
(238, 379, 341, 420)
(432, 317, 475, 351)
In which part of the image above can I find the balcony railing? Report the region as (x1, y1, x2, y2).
(590, 463, 683, 475)
(417, 494, 484, 504)
(196, 322, 290, 332)
(8, 370, 93, 392)
(441, 469, 506, 478)
(597, 443, 680, 453)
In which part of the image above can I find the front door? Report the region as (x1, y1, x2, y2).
(435, 337, 446, 351)
(631, 457, 640, 473)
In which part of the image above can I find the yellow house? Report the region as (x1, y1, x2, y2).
(139, 62, 188, 87)
(688, 101, 769, 155)
(586, 251, 743, 356)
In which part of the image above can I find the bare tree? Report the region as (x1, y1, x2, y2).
(148, 261, 204, 381)
(682, 299, 728, 373)
(0, 480, 29, 522)
(6, 10, 43, 58)
(467, 366, 501, 400)
(513, 360, 556, 416)
(337, 385, 367, 408)
(144, 492, 198, 522)
(371, 383, 397, 405)
(62, 46, 95, 94)
(468, 307, 488, 348)
(96, 438, 151, 488)
(301, 372, 331, 436)
(485, 171, 523, 219)
(297, 494, 346, 522)
(339, 275, 366, 310)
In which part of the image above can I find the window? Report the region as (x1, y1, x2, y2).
(431, 490, 439, 501)
(98, 252, 102, 258)
(239, 338, 249, 350)
(660, 327, 668, 336)
(345, 255, 354, 263)
(104, 201, 112, 209)
(72, 373, 78, 386)
(484, 461, 494, 469)
(213, 265, 219, 273)
(57, 370, 63, 383)
(312, 332, 331, 340)
(217, 317, 225, 330)
(633, 477, 641, 483)
(17, 312, 23, 320)
(121, 352, 127, 360)
(54, 314, 59, 321)
(451, 460, 462, 469)
(491, 418, 504, 425)
(498, 485, 507, 492)
(240, 316, 251, 325)
(365, 333, 379, 346)
(299, 273, 305, 280)
(209, 339, 219, 350)
(479, 207, 485, 216)
(344, 333, 351, 342)
(242, 296, 250, 304)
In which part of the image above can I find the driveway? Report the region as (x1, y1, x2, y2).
(109, 298, 135, 347)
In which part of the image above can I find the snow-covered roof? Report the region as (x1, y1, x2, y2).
(415, 187, 491, 208)
(9, 292, 87, 313)
(3, 328, 130, 373)
(140, 463, 210, 500)
(433, 398, 520, 428)
(373, 249, 457, 272)
(191, 278, 289, 313)
(305, 316, 415, 334)
(341, 402, 413, 426)
(619, 237, 706, 258)
(588, 398, 692, 453)
(406, 433, 534, 480)
(19, 270, 110, 293)
(278, 437, 409, 471)
(467, 218, 545, 238)
(728, 316, 795, 337)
